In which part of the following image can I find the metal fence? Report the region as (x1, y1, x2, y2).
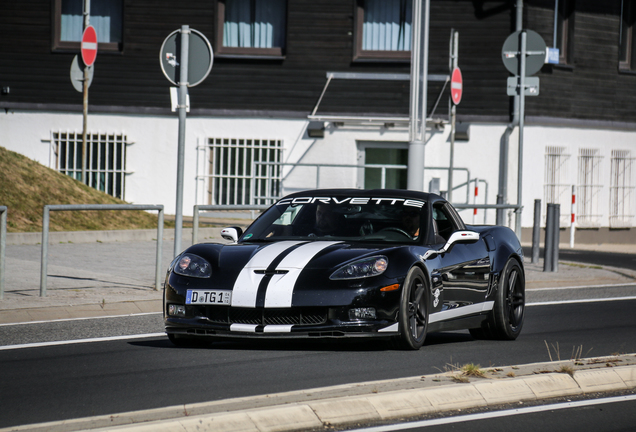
(192, 204, 270, 244)
(39, 204, 164, 297)
(198, 160, 478, 206)
(0, 206, 6, 300)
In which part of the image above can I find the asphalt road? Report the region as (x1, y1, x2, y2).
(347, 395, 636, 432)
(1, 299, 635, 429)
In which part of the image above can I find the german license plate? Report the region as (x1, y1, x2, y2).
(185, 290, 231, 305)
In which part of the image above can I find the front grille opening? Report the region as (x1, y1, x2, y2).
(188, 305, 328, 327)
(231, 308, 328, 326)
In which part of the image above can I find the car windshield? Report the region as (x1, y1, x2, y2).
(241, 195, 427, 244)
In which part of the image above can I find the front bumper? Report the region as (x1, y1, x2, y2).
(164, 305, 400, 339)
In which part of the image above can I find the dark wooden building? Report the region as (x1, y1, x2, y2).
(1, 1, 635, 235)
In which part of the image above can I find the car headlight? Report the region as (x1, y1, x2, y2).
(330, 256, 388, 280)
(173, 253, 212, 278)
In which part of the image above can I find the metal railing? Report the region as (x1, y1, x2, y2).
(249, 161, 475, 204)
(0, 206, 6, 300)
(40, 204, 164, 297)
(192, 204, 270, 244)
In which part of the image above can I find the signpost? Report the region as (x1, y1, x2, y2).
(160, 26, 213, 257)
(447, 30, 459, 203)
(501, 29, 546, 238)
(80, 4, 95, 186)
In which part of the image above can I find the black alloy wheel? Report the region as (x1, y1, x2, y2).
(396, 267, 428, 350)
(470, 258, 525, 340)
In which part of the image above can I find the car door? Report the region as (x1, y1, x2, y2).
(433, 203, 490, 307)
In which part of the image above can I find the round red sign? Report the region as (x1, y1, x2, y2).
(451, 67, 463, 105)
(81, 26, 98, 67)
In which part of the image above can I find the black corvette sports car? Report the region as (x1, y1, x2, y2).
(164, 189, 525, 349)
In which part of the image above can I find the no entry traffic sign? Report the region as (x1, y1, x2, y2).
(451, 67, 463, 105)
(81, 26, 98, 67)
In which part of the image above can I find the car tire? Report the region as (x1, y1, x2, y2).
(395, 267, 428, 350)
(470, 258, 525, 340)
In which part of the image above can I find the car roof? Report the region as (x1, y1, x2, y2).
(281, 188, 446, 204)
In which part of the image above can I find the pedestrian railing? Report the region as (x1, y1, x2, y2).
(40, 204, 164, 297)
(0, 206, 6, 300)
(192, 204, 269, 244)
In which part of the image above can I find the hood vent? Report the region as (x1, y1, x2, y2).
(253, 269, 290, 275)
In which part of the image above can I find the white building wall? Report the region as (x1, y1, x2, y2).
(1, 109, 635, 227)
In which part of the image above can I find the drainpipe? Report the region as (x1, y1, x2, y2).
(496, 0, 523, 226)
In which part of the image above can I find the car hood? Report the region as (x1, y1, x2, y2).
(177, 241, 399, 304)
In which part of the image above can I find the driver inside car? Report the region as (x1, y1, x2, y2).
(313, 203, 342, 236)
(401, 207, 421, 238)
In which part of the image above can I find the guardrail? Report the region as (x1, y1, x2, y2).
(192, 204, 270, 244)
(0, 206, 6, 300)
(40, 204, 164, 297)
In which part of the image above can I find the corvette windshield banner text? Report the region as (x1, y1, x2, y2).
(276, 197, 425, 208)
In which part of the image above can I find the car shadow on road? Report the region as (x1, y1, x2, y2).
(129, 331, 476, 352)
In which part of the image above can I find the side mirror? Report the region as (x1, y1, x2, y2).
(421, 230, 480, 261)
(442, 230, 480, 252)
(220, 226, 243, 243)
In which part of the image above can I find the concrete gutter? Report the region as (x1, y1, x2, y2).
(3, 355, 634, 432)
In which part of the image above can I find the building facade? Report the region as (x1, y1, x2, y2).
(1, 0, 635, 240)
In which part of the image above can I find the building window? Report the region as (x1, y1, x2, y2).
(544, 146, 571, 225)
(363, 147, 408, 189)
(53, 131, 129, 200)
(53, 0, 123, 52)
(577, 148, 603, 227)
(554, 0, 575, 65)
(207, 138, 282, 205)
(609, 150, 635, 228)
(620, 0, 636, 71)
(215, 0, 287, 58)
(354, 0, 412, 61)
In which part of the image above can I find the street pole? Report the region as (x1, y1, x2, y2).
(448, 29, 458, 202)
(515, 30, 527, 239)
(174, 25, 190, 257)
(407, 0, 430, 191)
(82, 0, 90, 185)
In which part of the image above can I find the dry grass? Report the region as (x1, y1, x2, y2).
(0, 146, 165, 232)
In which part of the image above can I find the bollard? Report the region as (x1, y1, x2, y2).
(543, 203, 555, 272)
(531, 199, 541, 264)
(570, 185, 576, 248)
(552, 203, 560, 272)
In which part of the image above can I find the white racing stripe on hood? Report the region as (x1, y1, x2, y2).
(264, 241, 341, 308)
(231, 241, 304, 307)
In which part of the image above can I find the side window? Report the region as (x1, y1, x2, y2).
(215, 0, 287, 58)
(353, 0, 412, 61)
(53, 0, 123, 52)
(432, 205, 453, 241)
(432, 203, 465, 241)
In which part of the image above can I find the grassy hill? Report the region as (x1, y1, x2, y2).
(0, 146, 163, 233)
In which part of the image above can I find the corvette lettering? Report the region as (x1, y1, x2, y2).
(276, 197, 425, 208)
